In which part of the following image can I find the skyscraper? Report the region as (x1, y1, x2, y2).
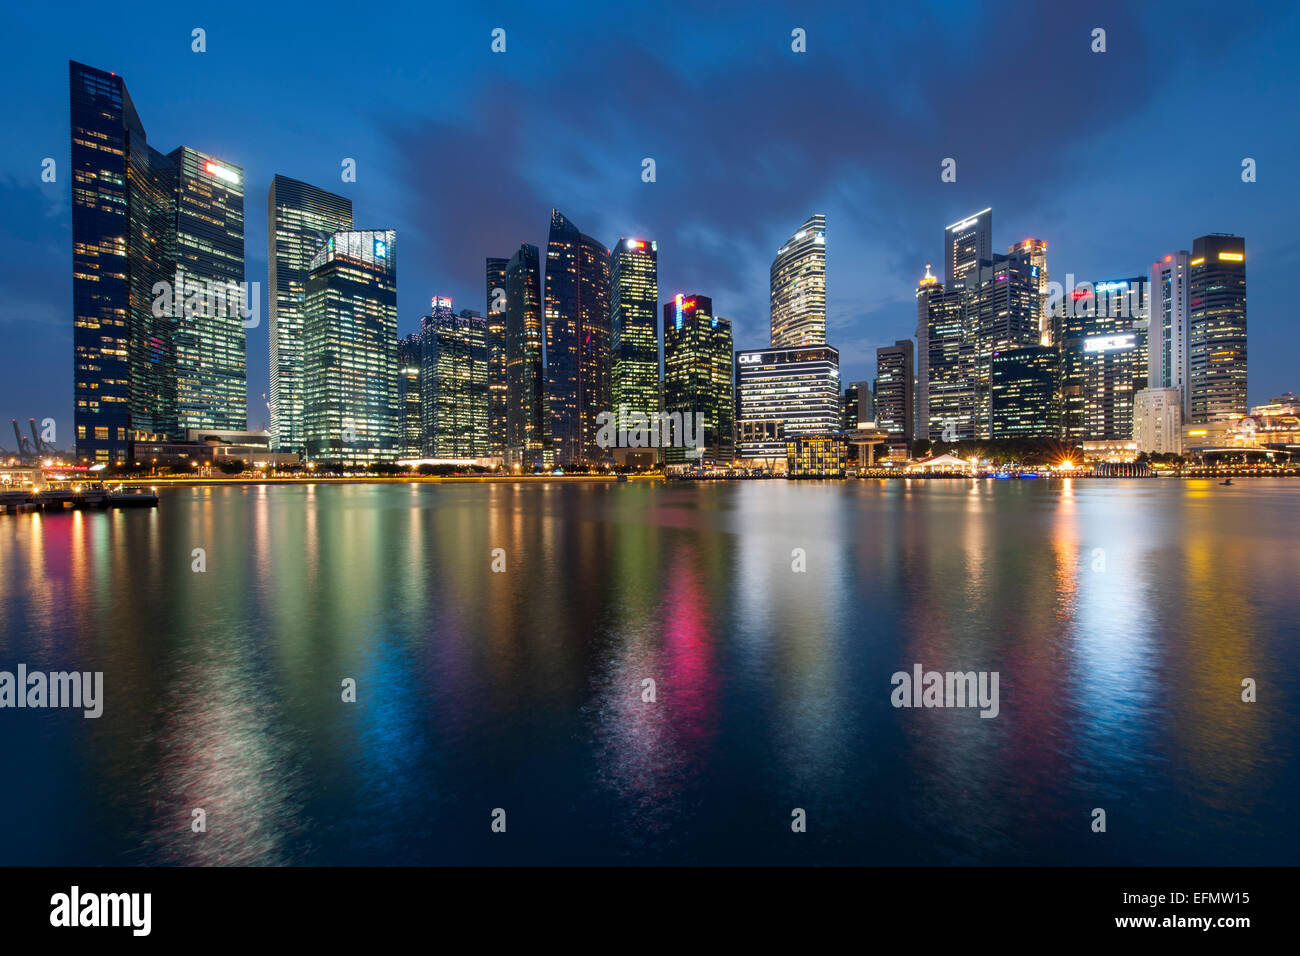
(70, 62, 248, 461)
(770, 214, 827, 348)
(945, 208, 991, 288)
(662, 294, 734, 465)
(843, 382, 875, 430)
(268, 175, 353, 453)
(544, 209, 610, 467)
(302, 230, 398, 462)
(1188, 235, 1247, 423)
(735, 345, 841, 465)
(420, 298, 489, 459)
(485, 257, 509, 458)
(397, 332, 422, 459)
(1149, 251, 1191, 421)
(875, 340, 914, 447)
(917, 267, 971, 441)
(610, 237, 660, 432)
(1008, 238, 1050, 344)
(991, 346, 1059, 439)
(169, 146, 247, 433)
(1057, 277, 1148, 441)
(505, 243, 548, 469)
(964, 250, 1040, 438)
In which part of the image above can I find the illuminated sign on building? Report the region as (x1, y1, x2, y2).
(204, 161, 240, 184)
(1083, 334, 1136, 353)
(374, 238, 388, 259)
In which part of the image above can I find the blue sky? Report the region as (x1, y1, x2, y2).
(2, 0, 1298, 440)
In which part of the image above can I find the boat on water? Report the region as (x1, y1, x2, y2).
(111, 485, 160, 507)
(1220, 478, 1234, 486)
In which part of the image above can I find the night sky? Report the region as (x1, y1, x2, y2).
(2, 0, 1297, 445)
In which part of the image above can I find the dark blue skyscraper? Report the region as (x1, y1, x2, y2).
(544, 209, 610, 467)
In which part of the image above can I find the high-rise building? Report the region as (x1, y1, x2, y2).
(505, 243, 548, 469)
(397, 332, 422, 458)
(875, 340, 914, 446)
(1134, 387, 1183, 456)
(964, 251, 1041, 438)
(1188, 235, 1247, 423)
(1008, 238, 1050, 344)
(843, 381, 875, 429)
(169, 146, 247, 433)
(302, 230, 398, 462)
(662, 295, 733, 465)
(1149, 251, 1191, 422)
(990, 345, 1059, 439)
(544, 209, 611, 466)
(735, 345, 841, 464)
(610, 238, 660, 431)
(268, 175, 353, 454)
(917, 267, 971, 441)
(485, 257, 509, 457)
(1056, 276, 1148, 441)
(70, 62, 248, 461)
(945, 208, 991, 287)
(1082, 330, 1144, 441)
(770, 214, 827, 348)
(420, 298, 489, 459)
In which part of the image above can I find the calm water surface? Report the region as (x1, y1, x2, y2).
(1, 478, 1296, 865)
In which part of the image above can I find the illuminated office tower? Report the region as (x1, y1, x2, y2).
(610, 237, 660, 430)
(268, 175, 352, 453)
(485, 257, 509, 457)
(662, 295, 734, 465)
(1149, 251, 1191, 421)
(302, 230, 398, 462)
(1057, 276, 1148, 441)
(1008, 238, 1050, 344)
(964, 250, 1040, 438)
(917, 266, 972, 441)
(875, 340, 914, 446)
(945, 208, 991, 287)
(505, 243, 548, 468)
(770, 214, 826, 348)
(168, 146, 247, 432)
(1188, 235, 1247, 423)
(397, 332, 422, 458)
(1082, 331, 1142, 440)
(70, 61, 168, 462)
(420, 298, 489, 459)
(544, 209, 611, 467)
(735, 345, 841, 464)
(991, 345, 1059, 439)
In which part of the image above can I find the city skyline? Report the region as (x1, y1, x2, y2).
(3, 1, 1298, 438)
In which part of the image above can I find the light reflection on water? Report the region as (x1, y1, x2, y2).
(0, 479, 1296, 865)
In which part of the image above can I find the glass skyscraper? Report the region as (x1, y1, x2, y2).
(70, 61, 247, 462)
(268, 175, 353, 453)
(420, 298, 489, 459)
(505, 243, 548, 469)
(610, 238, 660, 431)
(875, 340, 914, 447)
(945, 208, 991, 288)
(991, 345, 1059, 439)
(544, 210, 611, 467)
(662, 295, 734, 466)
(769, 214, 826, 348)
(397, 332, 423, 459)
(963, 251, 1041, 439)
(485, 257, 509, 458)
(169, 146, 247, 433)
(302, 230, 398, 462)
(1150, 251, 1192, 422)
(1188, 234, 1247, 423)
(917, 268, 973, 442)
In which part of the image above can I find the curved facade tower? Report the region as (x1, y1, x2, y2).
(769, 214, 826, 348)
